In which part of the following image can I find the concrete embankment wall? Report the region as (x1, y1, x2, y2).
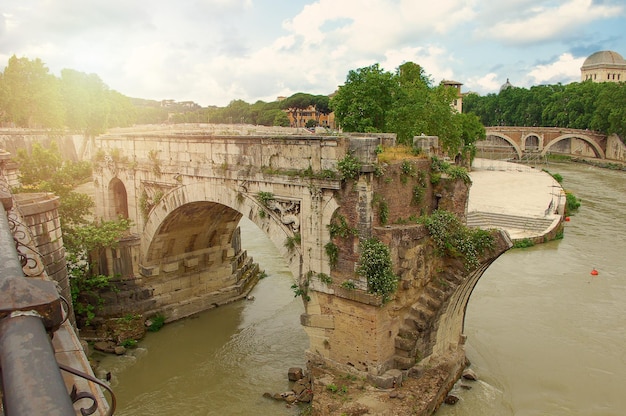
(606, 134, 626, 162)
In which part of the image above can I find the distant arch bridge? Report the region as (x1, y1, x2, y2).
(480, 126, 607, 160)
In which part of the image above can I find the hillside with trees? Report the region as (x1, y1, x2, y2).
(0, 55, 330, 131)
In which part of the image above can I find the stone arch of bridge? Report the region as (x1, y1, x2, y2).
(139, 181, 328, 320)
(541, 133, 605, 159)
(141, 181, 303, 275)
(482, 133, 523, 159)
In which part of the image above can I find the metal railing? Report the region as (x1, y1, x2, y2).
(0, 197, 116, 415)
(0, 199, 77, 414)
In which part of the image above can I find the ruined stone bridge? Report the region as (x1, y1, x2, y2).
(481, 126, 608, 160)
(92, 125, 511, 412)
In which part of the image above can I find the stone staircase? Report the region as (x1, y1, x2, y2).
(393, 273, 462, 370)
(466, 211, 555, 235)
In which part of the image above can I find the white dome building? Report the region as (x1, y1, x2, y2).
(580, 50, 626, 83)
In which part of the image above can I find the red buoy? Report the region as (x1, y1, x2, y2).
(591, 268, 599, 276)
(565, 217, 570, 222)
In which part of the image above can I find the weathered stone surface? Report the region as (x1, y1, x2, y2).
(93, 341, 117, 354)
(444, 394, 459, 405)
(369, 369, 403, 389)
(288, 367, 304, 381)
(462, 368, 478, 381)
(297, 389, 313, 403)
(292, 379, 308, 395)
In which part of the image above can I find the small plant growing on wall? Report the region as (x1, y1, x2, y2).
(379, 200, 389, 225)
(257, 191, 274, 207)
(338, 152, 362, 180)
(148, 149, 162, 176)
(340, 280, 357, 290)
(290, 273, 311, 302)
(284, 232, 301, 253)
(446, 165, 471, 184)
(400, 160, 416, 184)
(565, 191, 581, 213)
(236, 191, 245, 205)
(328, 215, 358, 239)
(412, 184, 425, 205)
(357, 238, 398, 303)
(147, 314, 166, 332)
(372, 193, 389, 225)
(325, 241, 339, 268)
(317, 272, 333, 285)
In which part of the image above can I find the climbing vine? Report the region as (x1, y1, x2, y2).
(325, 241, 339, 268)
(328, 214, 358, 238)
(284, 232, 301, 253)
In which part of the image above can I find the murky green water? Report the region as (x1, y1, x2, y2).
(101, 162, 626, 416)
(98, 218, 307, 415)
(438, 162, 626, 416)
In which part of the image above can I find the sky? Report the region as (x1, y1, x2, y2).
(1, 0, 625, 107)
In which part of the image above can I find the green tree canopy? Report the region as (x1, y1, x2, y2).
(15, 142, 93, 229)
(331, 61, 482, 156)
(330, 64, 398, 133)
(0, 55, 64, 128)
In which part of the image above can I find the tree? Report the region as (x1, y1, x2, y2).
(221, 99, 252, 124)
(273, 110, 290, 127)
(463, 80, 626, 143)
(332, 61, 475, 154)
(592, 82, 626, 139)
(457, 112, 485, 162)
(330, 64, 398, 132)
(0, 55, 64, 128)
(279, 92, 331, 127)
(15, 142, 93, 229)
(387, 62, 432, 144)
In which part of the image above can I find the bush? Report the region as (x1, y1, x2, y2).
(338, 152, 362, 180)
(565, 191, 581, 213)
(147, 314, 166, 332)
(357, 238, 398, 303)
(422, 210, 495, 269)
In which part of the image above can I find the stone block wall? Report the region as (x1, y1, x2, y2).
(13, 193, 70, 303)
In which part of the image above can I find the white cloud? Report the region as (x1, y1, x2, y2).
(476, 0, 624, 45)
(527, 53, 585, 85)
(465, 73, 504, 94)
